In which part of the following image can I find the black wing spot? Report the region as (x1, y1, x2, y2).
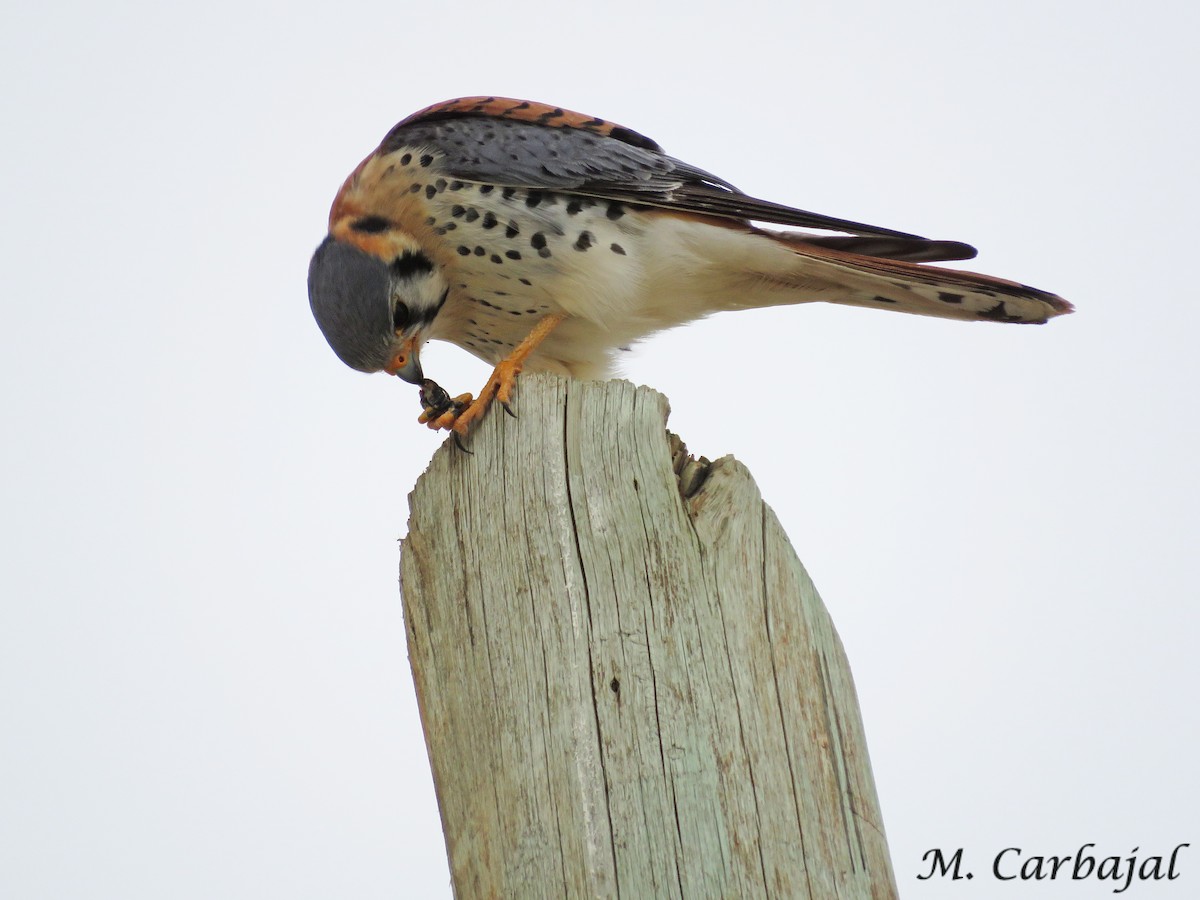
(481, 212, 498, 229)
(574, 231, 593, 251)
(530, 232, 547, 250)
(606, 203, 625, 221)
(978, 301, 1025, 322)
(606, 125, 663, 152)
(872, 295, 898, 304)
(610, 243, 626, 255)
(419, 154, 434, 167)
(938, 292, 964, 304)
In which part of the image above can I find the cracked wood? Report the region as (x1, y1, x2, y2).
(399, 374, 898, 899)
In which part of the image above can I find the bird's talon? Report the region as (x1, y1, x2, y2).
(416, 379, 478, 431)
(399, 317, 563, 440)
(431, 410, 458, 430)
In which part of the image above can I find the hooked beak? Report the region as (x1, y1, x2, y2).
(384, 334, 424, 383)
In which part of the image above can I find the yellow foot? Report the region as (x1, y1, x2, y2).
(413, 362, 519, 438)
(417, 379, 473, 429)
(447, 357, 522, 436)
(414, 312, 565, 441)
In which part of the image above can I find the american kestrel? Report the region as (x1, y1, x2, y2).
(309, 97, 1071, 435)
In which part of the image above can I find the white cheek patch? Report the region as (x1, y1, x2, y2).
(391, 269, 450, 331)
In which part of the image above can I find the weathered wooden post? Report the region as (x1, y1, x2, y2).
(400, 374, 897, 899)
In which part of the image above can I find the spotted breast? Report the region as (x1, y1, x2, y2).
(309, 96, 1071, 436)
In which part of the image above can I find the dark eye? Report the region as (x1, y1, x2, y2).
(392, 300, 410, 331)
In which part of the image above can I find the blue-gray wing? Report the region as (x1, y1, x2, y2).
(376, 98, 943, 244)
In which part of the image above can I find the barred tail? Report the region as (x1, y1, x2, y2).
(767, 230, 1072, 324)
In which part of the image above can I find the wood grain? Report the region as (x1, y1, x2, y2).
(400, 374, 896, 899)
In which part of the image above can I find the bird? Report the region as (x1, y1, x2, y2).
(309, 96, 1072, 436)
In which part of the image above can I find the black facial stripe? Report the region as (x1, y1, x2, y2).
(411, 287, 450, 329)
(351, 216, 390, 234)
(390, 250, 435, 278)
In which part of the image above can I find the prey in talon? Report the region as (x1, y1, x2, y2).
(308, 97, 1071, 439)
(416, 378, 470, 424)
(416, 378, 475, 451)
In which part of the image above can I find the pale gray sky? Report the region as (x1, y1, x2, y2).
(2, 0, 1196, 897)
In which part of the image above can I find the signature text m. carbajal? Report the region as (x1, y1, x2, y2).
(918, 843, 1189, 893)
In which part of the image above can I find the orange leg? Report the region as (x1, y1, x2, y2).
(422, 313, 565, 435)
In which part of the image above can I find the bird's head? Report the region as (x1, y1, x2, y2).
(307, 219, 447, 383)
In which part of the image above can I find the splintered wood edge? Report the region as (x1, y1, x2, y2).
(410, 374, 719, 505)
